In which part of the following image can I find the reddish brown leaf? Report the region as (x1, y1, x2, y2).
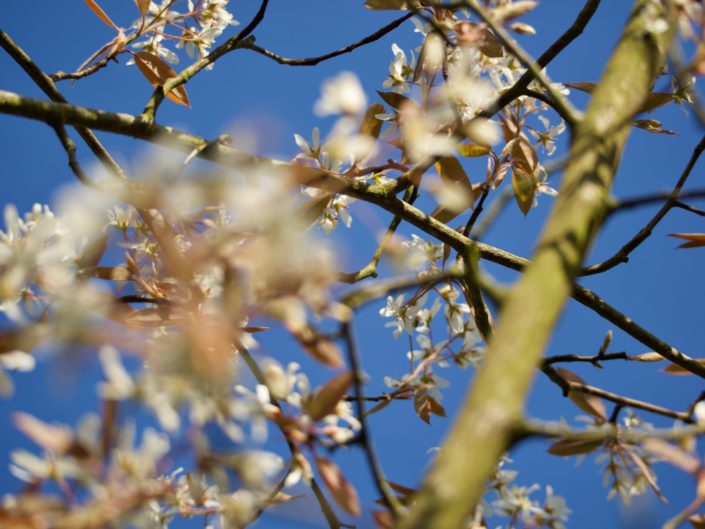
(84, 0, 119, 30)
(670, 233, 705, 249)
(134, 0, 151, 17)
(360, 103, 385, 139)
(133, 51, 191, 108)
(556, 368, 607, 421)
(315, 455, 361, 517)
(373, 509, 395, 529)
(307, 371, 354, 422)
(633, 119, 676, 135)
(644, 438, 700, 474)
(376, 90, 411, 110)
(689, 514, 705, 529)
(14, 413, 74, 455)
(289, 324, 344, 368)
(81, 266, 133, 281)
(664, 358, 705, 374)
(547, 438, 603, 456)
(624, 445, 666, 502)
(413, 388, 445, 424)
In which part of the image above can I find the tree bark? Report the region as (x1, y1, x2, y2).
(397, 2, 675, 527)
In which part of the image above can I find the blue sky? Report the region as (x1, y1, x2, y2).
(2, 2, 705, 528)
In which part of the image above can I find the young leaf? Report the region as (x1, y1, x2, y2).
(289, 324, 344, 368)
(663, 358, 705, 374)
(456, 143, 491, 157)
(644, 439, 700, 474)
(135, 0, 151, 17)
(414, 388, 445, 424)
(669, 233, 705, 249)
(365, 0, 409, 10)
(360, 103, 385, 139)
(14, 413, 74, 455)
(555, 368, 607, 421)
(547, 438, 603, 456)
(491, 1, 538, 22)
(307, 371, 354, 422)
(376, 90, 411, 110)
(315, 455, 361, 517)
(80, 266, 133, 281)
(623, 445, 666, 503)
(511, 169, 536, 215)
(633, 119, 676, 135)
(84, 0, 119, 31)
(435, 156, 473, 191)
(133, 51, 191, 108)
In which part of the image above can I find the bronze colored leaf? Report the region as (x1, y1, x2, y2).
(664, 358, 705, 374)
(511, 169, 536, 215)
(81, 266, 133, 281)
(315, 455, 361, 517)
(547, 438, 603, 456)
(633, 119, 676, 135)
(491, 1, 538, 22)
(84, 0, 119, 30)
(307, 371, 354, 422)
(365, 0, 409, 10)
(133, 51, 191, 108)
(566, 82, 672, 113)
(435, 156, 473, 190)
(644, 438, 700, 474)
(376, 90, 411, 110)
(134, 0, 151, 17)
(360, 103, 385, 139)
(624, 445, 666, 503)
(456, 143, 491, 157)
(14, 413, 74, 455)
(689, 514, 705, 529)
(414, 388, 445, 424)
(556, 368, 607, 421)
(289, 324, 344, 368)
(669, 233, 705, 249)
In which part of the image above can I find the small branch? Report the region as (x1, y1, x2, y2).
(582, 134, 705, 275)
(541, 365, 692, 423)
(142, 0, 271, 121)
(243, 12, 414, 66)
(607, 189, 705, 215)
(543, 351, 628, 367)
(341, 322, 404, 518)
(514, 418, 705, 445)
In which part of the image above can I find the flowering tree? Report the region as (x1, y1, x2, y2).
(2, 1, 705, 528)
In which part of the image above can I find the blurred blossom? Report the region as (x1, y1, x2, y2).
(314, 71, 367, 116)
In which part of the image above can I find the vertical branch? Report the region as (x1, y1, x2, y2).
(341, 321, 404, 518)
(397, 2, 676, 527)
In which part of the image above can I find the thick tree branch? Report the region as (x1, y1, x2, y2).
(397, 2, 676, 527)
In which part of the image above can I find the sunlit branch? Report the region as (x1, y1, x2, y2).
(514, 418, 705, 444)
(243, 12, 414, 66)
(2, 89, 703, 379)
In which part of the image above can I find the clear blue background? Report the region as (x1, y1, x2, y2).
(1, 2, 705, 528)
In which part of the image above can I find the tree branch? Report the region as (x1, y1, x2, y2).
(243, 13, 414, 66)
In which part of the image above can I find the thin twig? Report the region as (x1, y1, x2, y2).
(244, 12, 414, 66)
(142, 0, 271, 121)
(341, 322, 404, 518)
(582, 134, 705, 275)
